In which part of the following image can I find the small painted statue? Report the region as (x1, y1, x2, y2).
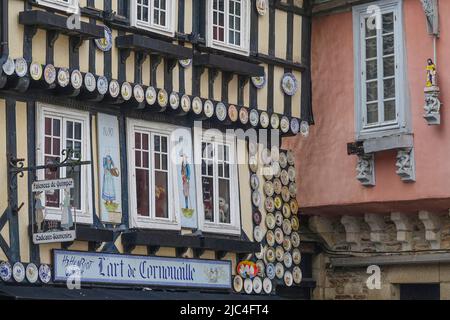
(426, 58, 437, 87)
(34, 191, 45, 233)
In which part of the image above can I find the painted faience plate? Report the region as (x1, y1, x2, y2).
(157, 89, 168, 107)
(265, 213, 276, 230)
(251, 75, 266, 88)
(263, 277, 272, 294)
(282, 203, 291, 220)
(271, 146, 280, 162)
(274, 227, 284, 245)
(288, 166, 296, 182)
(284, 270, 294, 287)
(270, 113, 280, 129)
(57, 68, 70, 87)
(95, 26, 113, 52)
(287, 150, 295, 165)
(280, 116, 290, 133)
(253, 210, 262, 225)
(192, 97, 203, 114)
(281, 170, 289, 186)
(263, 180, 274, 197)
(283, 236, 292, 252)
(71, 70, 83, 90)
(256, 260, 265, 278)
(275, 262, 284, 279)
(281, 186, 291, 203)
(264, 196, 275, 213)
(253, 276, 263, 294)
(2, 57, 15, 75)
(244, 278, 253, 294)
(26, 263, 39, 284)
(265, 247, 276, 263)
(274, 196, 282, 210)
(39, 264, 51, 284)
(255, 244, 265, 260)
(266, 230, 275, 247)
(279, 152, 288, 168)
(293, 266, 302, 284)
(133, 85, 145, 103)
(249, 109, 259, 127)
(233, 275, 243, 292)
(15, 57, 28, 77)
(13, 262, 25, 283)
(228, 104, 238, 122)
(97, 76, 108, 95)
(84, 72, 97, 92)
(249, 155, 258, 173)
(283, 219, 292, 235)
(29, 62, 43, 81)
(251, 174, 260, 190)
(261, 148, 272, 165)
(239, 107, 249, 124)
(291, 118, 300, 135)
(0, 261, 12, 282)
(289, 182, 297, 198)
(275, 246, 284, 262)
(43, 64, 56, 84)
(260, 111, 270, 129)
(204, 100, 214, 118)
(281, 73, 298, 96)
(291, 232, 300, 249)
(256, 0, 268, 16)
(291, 215, 300, 232)
(109, 79, 120, 98)
(272, 162, 281, 178)
(248, 141, 258, 156)
(290, 198, 299, 215)
(300, 120, 310, 137)
(179, 58, 192, 68)
(215, 102, 227, 121)
(284, 252, 293, 268)
(253, 225, 265, 242)
(273, 179, 282, 195)
(275, 211, 283, 227)
(266, 263, 275, 280)
(145, 86, 157, 105)
(181, 94, 191, 112)
(169, 92, 180, 109)
(252, 190, 261, 207)
(263, 166, 273, 181)
(292, 248, 302, 265)
(120, 82, 132, 100)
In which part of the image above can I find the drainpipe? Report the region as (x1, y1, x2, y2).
(0, 0, 9, 67)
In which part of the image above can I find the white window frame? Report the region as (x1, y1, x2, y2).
(206, 0, 251, 56)
(36, 0, 79, 13)
(194, 129, 241, 236)
(130, 0, 176, 37)
(36, 103, 93, 225)
(127, 119, 181, 230)
(353, 0, 408, 140)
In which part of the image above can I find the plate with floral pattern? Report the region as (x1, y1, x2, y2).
(121, 82, 132, 100)
(15, 57, 28, 77)
(279, 152, 288, 168)
(253, 225, 265, 242)
(181, 94, 191, 112)
(252, 190, 261, 207)
(263, 277, 272, 294)
(0, 261, 12, 282)
(57, 68, 70, 87)
(266, 263, 275, 280)
(265, 213, 276, 230)
(251, 174, 260, 190)
(13, 262, 25, 283)
(284, 252, 293, 268)
(289, 182, 297, 198)
(270, 113, 280, 129)
(283, 219, 292, 235)
(264, 196, 275, 213)
(281, 170, 289, 185)
(274, 227, 284, 245)
(284, 270, 294, 287)
(265, 247, 276, 263)
(256, 260, 265, 278)
(169, 92, 180, 109)
(145, 86, 156, 105)
(263, 180, 274, 197)
(283, 236, 292, 252)
(215, 102, 227, 121)
(239, 107, 249, 124)
(228, 104, 238, 122)
(291, 215, 300, 232)
(249, 109, 259, 127)
(275, 211, 283, 227)
(266, 230, 275, 247)
(158, 89, 168, 107)
(292, 248, 302, 265)
(281, 73, 298, 96)
(275, 246, 284, 262)
(293, 266, 302, 284)
(274, 196, 282, 210)
(204, 100, 214, 118)
(253, 276, 263, 294)
(290, 198, 299, 215)
(38, 264, 51, 283)
(133, 85, 145, 103)
(233, 275, 243, 292)
(282, 203, 291, 220)
(260, 111, 270, 129)
(273, 179, 282, 195)
(43, 64, 56, 84)
(291, 232, 300, 249)
(244, 278, 253, 294)
(26, 263, 39, 284)
(275, 263, 284, 279)
(280, 116, 290, 133)
(291, 118, 300, 134)
(281, 186, 291, 203)
(192, 97, 203, 114)
(300, 120, 310, 137)
(288, 166, 296, 182)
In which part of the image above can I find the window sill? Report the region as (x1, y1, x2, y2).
(361, 133, 414, 154)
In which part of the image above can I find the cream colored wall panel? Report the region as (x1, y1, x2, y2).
(157, 247, 176, 257)
(275, 10, 287, 60)
(174, 0, 179, 35)
(257, 64, 269, 110)
(79, 41, 90, 72)
(8, 0, 24, 58)
(132, 245, 147, 255)
(213, 71, 222, 102)
(273, 66, 284, 114)
(243, 80, 249, 108)
(0, 100, 8, 261)
(111, 30, 119, 79)
(237, 139, 252, 241)
(293, 14, 302, 63)
(184, 0, 193, 34)
(142, 56, 151, 86)
(200, 70, 208, 99)
(114, 234, 124, 253)
(126, 54, 135, 83)
(200, 250, 215, 260)
(0, 221, 8, 261)
(32, 30, 47, 64)
(156, 60, 165, 88)
(112, 0, 119, 12)
(172, 64, 180, 92)
(54, 35, 70, 68)
(68, 241, 89, 251)
(258, 13, 269, 55)
(40, 244, 61, 264)
(94, 0, 104, 10)
(291, 70, 302, 118)
(228, 75, 238, 105)
(79, 0, 88, 8)
(184, 64, 192, 95)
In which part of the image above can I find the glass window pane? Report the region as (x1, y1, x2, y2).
(74, 123, 81, 140)
(384, 78, 396, 99)
(219, 179, 230, 223)
(142, 151, 149, 168)
(154, 135, 160, 152)
(155, 171, 168, 218)
(367, 103, 378, 124)
(384, 100, 396, 121)
(44, 156, 60, 207)
(383, 56, 395, 77)
(45, 137, 52, 155)
(136, 169, 149, 216)
(366, 38, 377, 59)
(45, 117, 52, 135)
(383, 34, 394, 56)
(135, 133, 141, 149)
(135, 151, 141, 167)
(53, 119, 60, 136)
(366, 60, 377, 80)
(365, 17, 377, 37)
(366, 81, 378, 102)
(202, 177, 214, 222)
(382, 13, 394, 34)
(67, 166, 81, 210)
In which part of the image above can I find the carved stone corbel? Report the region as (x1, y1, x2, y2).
(364, 213, 386, 246)
(390, 212, 413, 251)
(395, 148, 416, 182)
(424, 86, 441, 125)
(418, 210, 441, 249)
(340, 215, 362, 250)
(356, 154, 375, 186)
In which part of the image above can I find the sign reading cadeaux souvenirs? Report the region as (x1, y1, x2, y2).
(97, 113, 122, 224)
(53, 250, 232, 289)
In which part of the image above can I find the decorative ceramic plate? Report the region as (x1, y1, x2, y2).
(290, 198, 299, 215)
(291, 215, 300, 232)
(265, 247, 276, 263)
(288, 166, 296, 182)
(249, 109, 259, 127)
(266, 230, 275, 247)
(39, 264, 51, 284)
(169, 92, 180, 109)
(43, 64, 56, 84)
(248, 141, 258, 156)
(266, 263, 275, 280)
(283, 236, 292, 252)
(228, 104, 238, 122)
(263, 277, 272, 294)
(15, 57, 28, 77)
(300, 120, 310, 137)
(254, 225, 265, 243)
(249, 155, 258, 173)
(265, 213, 276, 230)
(121, 82, 132, 100)
(292, 248, 302, 265)
(284, 252, 293, 268)
(256, 260, 265, 278)
(252, 190, 261, 207)
(157, 89, 168, 107)
(216, 102, 227, 121)
(281, 73, 298, 96)
(273, 179, 282, 195)
(281, 170, 289, 186)
(239, 107, 249, 124)
(181, 94, 191, 112)
(287, 151, 295, 165)
(263, 166, 273, 181)
(95, 26, 113, 52)
(270, 146, 279, 162)
(253, 210, 262, 225)
(261, 148, 272, 165)
(293, 266, 302, 284)
(289, 183, 297, 198)
(30, 62, 43, 81)
(84, 72, 97, 92)
(264, 196, 275, 213)
(192, 97, 203, 114)
(0, 262, 12, 282)
(283, 219, 292, 235)
(2, 57, 15, 75)
(109, 79, 120, 98)
(284, 270, 294, 287)
(291, 118, 300, 135)
(179, 58, 192, 68)
(233, 275, 243, 292)
(275, 246, 284, 262)
(133, 85, 145, 103)
(13, 262, 25, 283)
(275, 211, 283, 227)
(251, 75, 266, 88)
(253, 276, 263, 294)
(263, 181, 274, 197)
(274, 196, 282, 210)
(145, 86, 157, 105)
(256, 0, 268, 16)
(97, 76, 108, 95)
(274, 227, 284, 245)
(244, 278, 253, 294)
(204, 100, 214, 118)
(255, 244, 265, 260)
(282, 203, 291, 220)
(272, 162, 281, 178)
(57, 68, 70, 87)
(280, 116, 290, 133)
(291, 232, 300, 249)
(270, 113, 280, 129)
(260, 111, 270, 129)
(281, 186, 291, 203)
(251, 174, 260, 190)
(26, 263, 38, 284)
(279, 152, 288, 168)
(275, 263, 284, 279)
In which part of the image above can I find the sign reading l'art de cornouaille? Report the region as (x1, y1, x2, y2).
(53, 250, 232, 289)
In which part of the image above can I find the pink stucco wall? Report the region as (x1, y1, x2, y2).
(285, 0, 450, 215)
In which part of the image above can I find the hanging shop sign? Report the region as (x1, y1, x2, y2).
(95, 26, 113, 52)
(53, 250, 232, 289)
(97, 113, 122, 224)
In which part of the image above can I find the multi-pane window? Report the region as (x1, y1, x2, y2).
(354, 0, 406, 138)
(132, 0, 174, 36)
(37, 105, 92, 224)
(208, 0, 250, 55)
(36, 0, 79, 12)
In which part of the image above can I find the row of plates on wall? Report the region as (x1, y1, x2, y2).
(0, 57, 310, 136)
(0, 261, 51, 284)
